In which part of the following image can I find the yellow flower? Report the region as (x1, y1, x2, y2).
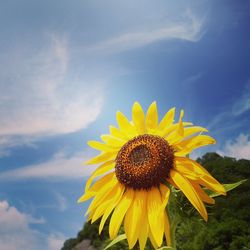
(78, 101, 226, 249)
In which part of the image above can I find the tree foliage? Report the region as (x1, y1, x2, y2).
(176, 153, 250, 250)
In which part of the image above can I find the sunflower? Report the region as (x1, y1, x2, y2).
(78, 101, 226, 249)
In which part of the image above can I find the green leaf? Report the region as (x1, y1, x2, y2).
(104, 234, 127, 250)
(208, 179, 247, 198)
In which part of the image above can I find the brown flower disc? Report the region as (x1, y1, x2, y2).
(115, 134, 174, 189)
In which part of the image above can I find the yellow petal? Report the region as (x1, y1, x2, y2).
(85, 160, 115, 192)
(170, 126, 208, 147)
(183, 122, 193, 126)
(124, 190, 147, 249)
(177, 109, 184, 137)
(148, 228, 158, 249)
(183, 126, 208, 138)
(147, 187, 164, 247)
(139, 213, 149, 250)
(116, 111, 137, 137)
(109, 125, 129, 140)
(132, 102, 145, 134)
(91, 182, 124, 223)
(159, 185, 171, 246)
(159, 184, 170, 209)
(167, 177, 179, 189)
(174, 162, 200, 180)
(146, 101, 158, 131)
(157, 122, 192, 138)
(200, 175, 226, 195)
(164, 210, 171, 246)
(109, 188, 134, 239)
(101, 134, 125, 147)
(157, 107, 175, 132)
(175, 157, 210, 176)
(78, 172, 114, 203)
(170, 169, 208, 221)
(85, 176, 118, 216)
(175, 157, 226, 195)
(86, 151, 116, 165)
(87, 172, 114, 192)
(98, 183, 125, 234)
(87, 140, 120, 152)
(156, 123, 177, 137)
(165, 110, 184, 145)
(87, 210, 95, 222)
(91, 187, 118, 223)
(78, 191, 95, 203)
(174, 135, 216, 156)
(190, 181, 215, 204)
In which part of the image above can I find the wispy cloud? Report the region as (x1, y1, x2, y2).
(86, 10, 204, 54)
(0, 34, 103, 138)
(232, 81, 250, 116)
(0, 136, 37, 158)
(0, 9, 205, 154)
(54, 192, 68, 212)
(208, 80, 250, 130)
(0, 151, 97, 181)
(182, 72, 204, 86)
(217, 133, 250, 160)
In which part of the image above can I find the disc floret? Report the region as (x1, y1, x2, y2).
(115, 134, 174, 189)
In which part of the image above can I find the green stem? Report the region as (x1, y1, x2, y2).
(168, 187, 181, 250)
(170, 218, 179, 250)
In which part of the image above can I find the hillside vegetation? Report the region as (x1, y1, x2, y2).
(62, 153, 250, 250)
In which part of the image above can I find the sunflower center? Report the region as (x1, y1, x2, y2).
(129, 145, 151, 165)
(115, 134, 174, 189)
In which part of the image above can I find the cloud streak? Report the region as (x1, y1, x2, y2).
(0, 9, 205, 155)
(54, 192, 68, 212)
(0, 35, 103, 138)
(85, 11, 204, 54)
(232, 81, 250, 116)
(208, 80, 250, 130)
(0, 151, 97, 181)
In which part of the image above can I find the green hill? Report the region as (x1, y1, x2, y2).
(62, 153, 250, 250)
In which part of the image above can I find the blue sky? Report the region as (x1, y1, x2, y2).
(0, 1, 250, 249)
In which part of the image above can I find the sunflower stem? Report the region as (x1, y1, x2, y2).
(168, 186, 181, 250)
(170, 219, 179, 250)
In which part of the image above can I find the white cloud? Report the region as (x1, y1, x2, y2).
(0, 200, 45, 250)
(0, 151, 97, 181)
(218, 134, 250, 160)
(48, 233, 66, 250)
(0, 200, 67, 250)
(0, 34, 103, 138)
(190, 150, 203, 160)
(0, 136, 38, 158)
(86, 11, 204, 54)
(0, 10, 204, 154)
